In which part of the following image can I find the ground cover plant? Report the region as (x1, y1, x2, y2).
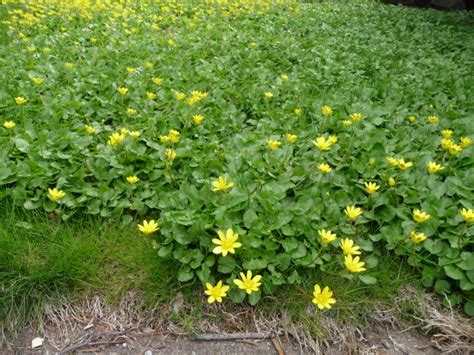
(1, 0, 474, 336)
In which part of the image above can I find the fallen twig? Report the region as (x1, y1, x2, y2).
(191, 332, 268, 341)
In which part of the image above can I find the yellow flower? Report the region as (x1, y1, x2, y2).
(441, 138, 454, 151)
(120, 127, 130, 135)
(413, 209, 431, 223)
(365, 182, 380, 194)
(410, 231, 427, 244)
(448, 144, 462, 155)
(294, 108, 302, 116)
(191, 91, 208, 101)
(152, 77, 163, 85)
(344, 205, 363, 221)
(339, 238, 361, 256)
(147, 92, 157, 100)
(312, 284, 336, 310)
(267, 139, 281, 150)
(175, 92, 186, 100)
(344, 255, 366, 273)
(193, 114, 204, 125)
(368, 158, 375, 165)
(388, 177, 396, 187)
(427, 161, 444, 174)
(408, 115, 416, 123)
(321, 105, 332, 116)
(313, 136, 332, 151)
(280, 74, 289, 81)
(15, 97, 27, 105)
(328, 135, 338, 145)
(126, 108, 137, 116)
(168, 129, 180, 143)
(441, 129, 453, 138)
(167, 38, 175, 46)
(350, 113, 363, 122)
(186, 97, 198, 106)
(342, 120, 352, 126)
(65, 63, 75, 70)
(27, 46, 36, 52)
(397, 159, 413, 170)
(318, 229, 337, 244)
(286, 133, 297, 144)
(137, 220, 159, 235)
(204, 281, 230, 304)
(48, 188, 66, 202)
(317, 163, 332, 173)
(249, 42, 257, 47)
(129, 131, 140, 139)
(126, 67, 136, 74)
(31, 77, 44, 85)
(117, 87, 128, 95)
(460, 208, 474, 223)
(3, 121, 16, 129)
(107, 132, 126, 147)
(427, 115, 439, 124)
(212, 176, 234, 192)
(460, 137, 472, 148)
(165, 148, 177, 160)
(159, 135, 170, 143)
(233, 270, 262, 294)
(145, 62, 154, 69)
(126, 176, 139, 184)
(84, 125, 96, 135)
(264, 92, 273, 99)
(212, 228, 241, 256)
(386, 156, 400, 167)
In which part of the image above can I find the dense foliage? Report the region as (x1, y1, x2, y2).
(1, 0, 473, 313)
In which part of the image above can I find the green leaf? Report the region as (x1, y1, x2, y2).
(434, 279, 450, 294)
(444, 265, 464, 281)
(248, 291, 261, 305)
(217, 256, 236, 273)
(464, 301, 474, 316)
(358, 274, 377, 285)
(243, 209, 258, 229)
(177, 268, 194, 282)
(158, 244, 173, 257)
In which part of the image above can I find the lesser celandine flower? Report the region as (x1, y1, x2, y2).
(167, 38, 175, 46)
(386, 156, 399, 167)
(147, 92, 157, 100)
(441, 129, 453, 138)
(267, 139, 281, 150)
(126, 176, 139, 184)
(318, 163, 332, 173)
(264, 92, 273, 99)
(107, 132, 126, 147)
(286, 134, 297, 143)
(280, 74, 289, 81)
(204, 281, 229, 304)
(410, 231, 427, 244)
(312, 284, 336, 310)
(365, 182, 380, 194)
(212, 176, 234, 192)
(129, 131, 140, 139)
(344, 205, 363, 221)
(165, 148, 177, 160)
(427, 115, 439, 124)
(120, 128, 130, 135)
(48, 188, 66, 202)
(137, 220, 159, 235)
(3, 121, 15, 129)
(117, 87, 128, 95)
(328, 135, 338, 144)
(342, 120, 352, 126)
(388, 177, 396, 187)
(233, 270, 262, 294)
(351, 113, 363, 122)
(460, 208, 474, 223)
(427, 161, 444, 174)
(344, 255, 366, 273)
(294, 108, 302, 116)
(448, 144, 462, 155)
(152, 77, 163, 85)
(127, 108, 137, 116)
(168, 129, 180, 143)
(413, 209, 431, 223)
(441, 138, 454, 151)
(408, 115, 416, 123)
(318, 229, 337, 244)
(460, 137, 472, 148)
(175, 92, 186, 100)
(159, 135, 170, 143)
(397, 159, 413, 170)
(31, 77, 44, 85)
(126, 67, 136, 74)
(145, 62, 153, 69)
(313, 136, 333, 151)
(84, 124, 95, 134)
(321, 105, 332, 116)
(193, 114, 204, 125)
(339, 238, 361, 256)
(15, 97, 27, 105)
(212, 228, 241, 256)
